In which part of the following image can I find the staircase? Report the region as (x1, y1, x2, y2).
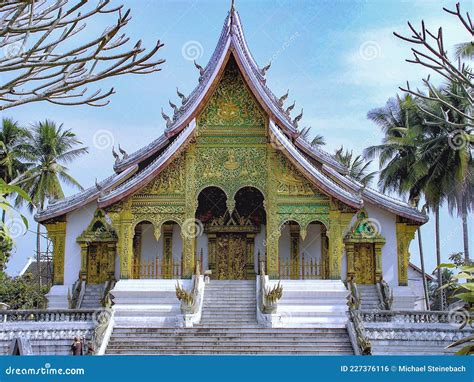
(79, 285, 103, 309)
(106, 280, 354, 355)
(358, 285, 382, 310)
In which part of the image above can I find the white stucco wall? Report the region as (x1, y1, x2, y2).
(364, 202, 399, 286)
(301, 223, 322, 260)
(64, 202, 97, 286)
(408, 265, 429, 310)
(196, 233, 209, 271)
(140, 223, 159, 261)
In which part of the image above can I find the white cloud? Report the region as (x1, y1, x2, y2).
(339, 15, 467, 103)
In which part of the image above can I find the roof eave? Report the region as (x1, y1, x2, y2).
(35, 164, 139, 223)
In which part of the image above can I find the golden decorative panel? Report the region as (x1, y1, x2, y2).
(198, 57, 265, 131)
(354, 243, 376, 285)
(136, 154, 185, 197)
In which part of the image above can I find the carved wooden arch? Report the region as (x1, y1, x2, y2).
(132, 217, 184, 242)
(76, 209, 117, 282)
(77, 209, 117, 244)
(344, 209, 386, 283)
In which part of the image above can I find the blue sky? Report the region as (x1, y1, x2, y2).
(4, 0, 472, 276)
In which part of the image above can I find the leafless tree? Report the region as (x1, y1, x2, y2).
(0, 0, 165, 110)
(394, 2, 473, 128)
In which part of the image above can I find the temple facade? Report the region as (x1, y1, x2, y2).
(37, 7, 428, 311)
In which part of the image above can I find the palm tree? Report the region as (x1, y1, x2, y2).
(417, 80, 473, 263)
(16, 120, 88, 288)
(335, 146, 376, 186)
(455, 41, 474, 60)
(0, 118, 31, 222)
(300, 126, 326, 146)
(365, 94, 432, 308)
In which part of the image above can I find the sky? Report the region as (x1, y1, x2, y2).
(3, 0, 472, 277)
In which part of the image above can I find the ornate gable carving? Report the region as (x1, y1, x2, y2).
(275, 153, 323, 197)
(135, 154, 185, 197)
(198, 57, 265, 131)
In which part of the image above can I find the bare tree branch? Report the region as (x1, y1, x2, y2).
(0, 0, 165, 110)
(394, 2, 473, 130)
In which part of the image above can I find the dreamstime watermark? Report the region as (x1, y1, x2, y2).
(359, 41, 381, 61)
(3, 217, 27, 238)
(448, 129, 469, 151)
(447, 307, 472, 329)
(181, 218, 204, 239)
(4, 363, 85, 376)
(181, 40, 204, 61)
(268, 31, 301, 63)
(92, 129, 115, 150)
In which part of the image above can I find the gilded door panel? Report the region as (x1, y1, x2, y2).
(215, 234, 247, 280)
(354, 243, 375, 285)
(87, 243, 110, 284)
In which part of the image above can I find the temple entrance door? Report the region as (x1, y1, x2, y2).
(215, 233, 247, 280)
(354, 243, 376, 285)
(87, 243, 110, 284)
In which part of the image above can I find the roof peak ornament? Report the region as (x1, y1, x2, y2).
(193, 60, 205, 77)
(95, 178, 103, 192)
(161, 108, 172, 128)
(279, 90, 289, 107)
(261, 61, 271, 76)
(293, 109, 303, 127)
(112, 146, 120, 163)
(118, 144, 128, 159)
(285, 101, 295, 115)
(176, 88, 188, 105)
(169, 100, 179, 114)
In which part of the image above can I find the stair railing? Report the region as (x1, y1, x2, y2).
(377, 280, 393, 310)
(346, 281, 371, 355)
(175, 259, 205, 327)
(69, 279, 86, 309)
(93, 308, 115, 356)
(101, 279, 116, 308)
(258, 261, 283, 314)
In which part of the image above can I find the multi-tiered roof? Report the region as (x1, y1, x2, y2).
(36, 6, 427, 224)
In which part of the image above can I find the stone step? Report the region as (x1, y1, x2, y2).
(108, 337, 350, 344)
(114, 324, 347, 335)
(106, 349, 353, 355)
(107, 342, 354, 348)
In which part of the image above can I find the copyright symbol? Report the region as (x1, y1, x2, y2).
(391, 366, 397, 372)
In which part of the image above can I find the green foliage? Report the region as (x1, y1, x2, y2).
(439, 262, 474, 355)
(0, 272, 47, 309)
(0, 179, 30, 271)
(428, 268, 457, 310)
(15, 120, 88, 211)
(335, 146, 376, 186)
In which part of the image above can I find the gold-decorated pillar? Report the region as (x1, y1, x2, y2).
(374, 242, 384, 283)
(290, 223, 300, 279)
(265, 214, 280, 278)
(327, 209, 353, 280)
(163, 223, 174, 278)
(246, 233, 256, 279)
(396, 221, 418, 286)
(108, 200, 134, 279)
(79, 242, 88, 281)
(106, 242, 116, 280)
(44, 221, 67, 285)
(183, 147, 197, 278)
(345, 242, 355, 281)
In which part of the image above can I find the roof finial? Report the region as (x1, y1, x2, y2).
(230, 0, 236, 30)
(112, 146, 119, 163)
